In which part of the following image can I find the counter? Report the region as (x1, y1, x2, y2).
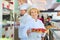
(49, 29, 60, 40)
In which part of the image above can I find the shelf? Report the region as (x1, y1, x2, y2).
(51, 20, 60, 22)
(40, 10, 60, 12)
(3, 7, 12, 11)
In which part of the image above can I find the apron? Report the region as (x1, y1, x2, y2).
(27, 19, 46, 40)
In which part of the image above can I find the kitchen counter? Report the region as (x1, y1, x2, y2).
(49, 29, 60, 40)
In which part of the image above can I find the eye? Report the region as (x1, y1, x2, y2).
(31, 12, 34, 13)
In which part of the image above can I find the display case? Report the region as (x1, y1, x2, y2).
(2, 0, 14, 40)
(49, 29, 60, 40)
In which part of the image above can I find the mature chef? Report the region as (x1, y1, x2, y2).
(18, 3, 32, 40)
(26, 6, 46, 40)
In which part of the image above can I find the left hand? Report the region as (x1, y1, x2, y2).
(27, 30, 31, 36)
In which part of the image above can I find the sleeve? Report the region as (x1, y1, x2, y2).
(39, 20, 46, 37)
(19, 15, 32, 30)
(24, 22, 32, 30)
(41, 33, 46, 37)
(19, 21, 30, 29)
(39, 20, 45, 29)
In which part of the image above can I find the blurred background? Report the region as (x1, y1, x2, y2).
(0, 0, 2, 38)
(2, 0, 14, 40)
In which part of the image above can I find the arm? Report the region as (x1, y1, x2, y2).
(39, 20, 47, 40)
(27, 30, 31, 36)
(41, 37, 45, 40)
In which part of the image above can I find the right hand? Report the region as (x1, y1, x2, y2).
(27, 30, 31, 36)
(16, 22, 20, 26)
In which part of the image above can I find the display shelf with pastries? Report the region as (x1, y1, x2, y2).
(2, 0, 14, 40)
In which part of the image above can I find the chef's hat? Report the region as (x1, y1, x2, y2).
(19, 3, 30, 10)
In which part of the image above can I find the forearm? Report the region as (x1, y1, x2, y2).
(42, 37, 45, 40)
(27, 30, 31, 36)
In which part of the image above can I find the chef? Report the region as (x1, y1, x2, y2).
(26, 6, 46, 40)
(18, 3, 32, 40)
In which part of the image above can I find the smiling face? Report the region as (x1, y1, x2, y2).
(29, 8, 39, 20)
(20, 10, 26, 16)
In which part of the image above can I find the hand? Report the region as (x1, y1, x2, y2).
(16, 22, 20, 26)
(42, 37, 45, 40)
(27, 30, 31, 36)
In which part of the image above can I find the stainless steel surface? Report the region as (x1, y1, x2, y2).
(49, 29, 60, 40)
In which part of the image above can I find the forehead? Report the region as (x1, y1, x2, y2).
(20, 10, 26, 11)
(31, 9, 38, 11)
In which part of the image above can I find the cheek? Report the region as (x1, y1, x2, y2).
(31, 13, 37, 17)
(20, 10, 26, 14)
(22, 11, 25, 13)
(34, 13, 38, 16)
(31, 12, 38, 16)
(36, 13, 38, 16)
(30, 13, 33, 16)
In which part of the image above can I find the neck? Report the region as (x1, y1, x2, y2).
(32, 17, 37, 21)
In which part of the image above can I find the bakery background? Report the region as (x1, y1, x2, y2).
(2, 0, 14, 40)
(14, 0, 60, 12)
(28, 0, 60, 10)
(0, 0, 2, 38)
